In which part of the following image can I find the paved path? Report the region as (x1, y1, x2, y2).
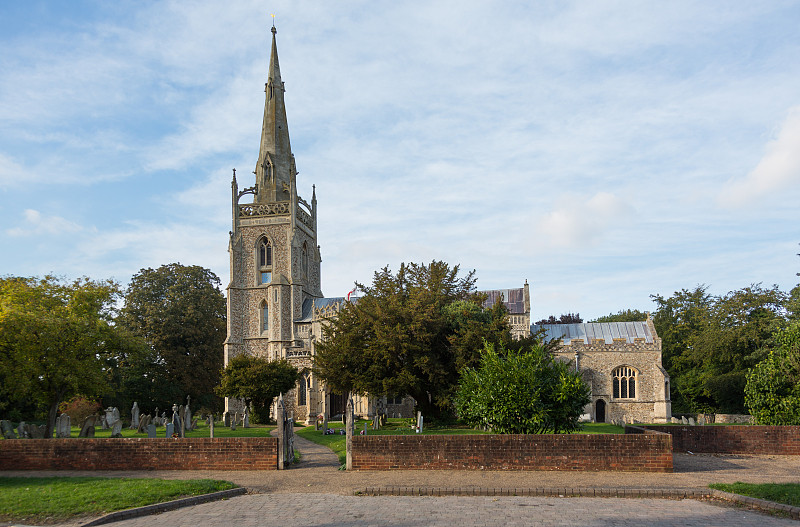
(99, 493, 800, 527)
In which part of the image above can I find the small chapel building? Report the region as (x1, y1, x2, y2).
(224, 27, 671, 425)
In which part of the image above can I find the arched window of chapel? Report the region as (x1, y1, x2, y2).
(612, 366, 637, 399)
(261, 301, 269, 333)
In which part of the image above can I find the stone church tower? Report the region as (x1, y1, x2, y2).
(224, 26, 322, 418)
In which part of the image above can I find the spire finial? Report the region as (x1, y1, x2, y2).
(271, 13, 276, 31)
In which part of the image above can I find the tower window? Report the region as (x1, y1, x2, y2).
(258, 237, 272, 285)
(612, 366, 637, 399)
(261, 302, 269, 333)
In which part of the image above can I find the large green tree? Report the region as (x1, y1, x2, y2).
(313, 261, 511, 419)
(744, 322, 800, 425)
(0, 276, 123, 437)
(652, 284, 786, 413)
(117, 264, 226, 411)
(216, 355, 299, 422)
(455, 342, 590, 434)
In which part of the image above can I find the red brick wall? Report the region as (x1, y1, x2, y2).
(0, 437, 278, 470)
(634, 425, 800, 455)
(351, 432, 672, 472)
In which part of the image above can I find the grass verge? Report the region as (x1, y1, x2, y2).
(58, 422, 275, 439)
(0, 477, 237, 524)
(709, 482, 800, 508)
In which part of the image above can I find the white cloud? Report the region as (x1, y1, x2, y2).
(6, 209, 83, 237)
(719, 106, 800, 207)
(536, 192, 635, 248)
(0, 154, 27, 188)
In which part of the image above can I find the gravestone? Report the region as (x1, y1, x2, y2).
(56, 413, 71, 438)
(172, 413, 183, 438)
(1, 420, 17, 439)
(322, 414, 328, 436)
(184, 398, 192, 431)
(243, 406, 250, 428)
(17, 421, 30, 439)
(165, 422, 174, 437)
(29, 424, 46, 439)
(209, 415, 215, 438)
(688, 417, 696, 426)
(131, 402, 140, 429)
(698, 416, 706, 425)
(79, 415, 97, 438)
(111, 420, 123, 438)
(147, 423, 157, 438)
(137, 414, 150, 434)
(681, 416, 688, 425)
(416, 412, 424, 434)
(99, 414, 108, 429)
(154, 407, 160, 425)
(223, 411, 230, 427)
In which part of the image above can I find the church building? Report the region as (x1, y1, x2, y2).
(224, 27, 670, 425)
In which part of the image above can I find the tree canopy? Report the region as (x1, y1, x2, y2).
(591, 309, 648, 323)
(455, 342, 590, 434)
(216, 355, 299, 423)
(117, 263, 226, 412)
(0, 276, 123, 437)
(745, 322, 800, 425)
(313, 261, 511, 419)
(652, 284, 787, 413)
(533, 313, 583, 325)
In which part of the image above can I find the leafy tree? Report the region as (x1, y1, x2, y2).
(0, 276, 122, 437)
(117, 264, 226, 411)
(533, 313, 583, 325)
(313, 261, 510, 419)
(455, 342, 590, 434)
(652, 284, 787, 413)
(591, 309, 648, 323)
(745, 322, 800, 424)
(216, 355, 299, 422)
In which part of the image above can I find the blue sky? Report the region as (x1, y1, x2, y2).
(1, 1, 799, 320)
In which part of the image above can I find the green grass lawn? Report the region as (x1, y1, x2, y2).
(296, 419, 624, 464)
(62, 421, 275, 439)
(0, 477, 237, 524)
(709, 482, 800, 507)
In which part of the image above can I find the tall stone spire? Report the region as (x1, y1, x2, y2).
(255, 26, 294, 203)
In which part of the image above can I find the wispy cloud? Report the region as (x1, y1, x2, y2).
(719, 106, 800, 207)
(6, 209, 83, 237)
(536, 192, 636, 248)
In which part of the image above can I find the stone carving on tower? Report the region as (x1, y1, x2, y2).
(224, 26, 323, 420)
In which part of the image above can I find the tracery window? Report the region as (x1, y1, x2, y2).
(258, 237, 272, 285)
(612, 366, 637, 399)
(297, 373, 308, 406)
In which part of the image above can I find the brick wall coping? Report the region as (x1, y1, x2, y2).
(0, 437, 278, 471)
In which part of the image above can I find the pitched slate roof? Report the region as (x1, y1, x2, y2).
(533, 322, 654, 344)
(480, 288, 526, 314)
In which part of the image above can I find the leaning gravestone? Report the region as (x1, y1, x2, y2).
(184, 396, 192, 431)
(29, 425, 46, 439)
(79, 415, 97, 438)
(681, 416, 688, 425)
(56, 413, 71, 438)
(137, 414, 149, 434)
(131, 402, 140, 429)
(147, 423, 157, 438)
(1, 420, 16, 439)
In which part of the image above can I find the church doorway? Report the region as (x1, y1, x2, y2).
(595, 399, 606, 423)
(328, 392, 347, 418)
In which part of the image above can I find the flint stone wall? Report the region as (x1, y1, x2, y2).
(351, 431, 672, 472)
(0, 437, 278, 470)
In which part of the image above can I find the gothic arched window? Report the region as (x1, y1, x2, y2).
(257, 237, 272, 285)
(612, 366, 637, 399)
(261, 301, 269, 333)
